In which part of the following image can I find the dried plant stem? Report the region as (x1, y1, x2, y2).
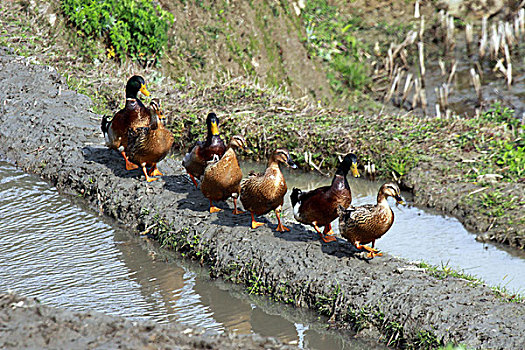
(470, 67, 482, 104)
(418, 42, 425, 87)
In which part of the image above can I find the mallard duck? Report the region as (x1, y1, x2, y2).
(240, 148, 297, 231)
(101, 75, 151, 170)
(126, 99, 174, 182)
(290, 153, 360, 243)
(337, 182, 405, 258)
(200, 135, 247, 214)
(182, 112, 226, 188)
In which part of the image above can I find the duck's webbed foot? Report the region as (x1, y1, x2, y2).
(320, 223, 336, 242)
(142, 165, 158, 182)
(355, 241, 382, 258)
(148, 164, 163, 176)
(313, 223, 336, 242)
(251, 212, 264, 229)
(209, 199, 222, 213)
(275, 209, 290, 232)
(121, 151, 138, 170)
(232, 197, 244, 215)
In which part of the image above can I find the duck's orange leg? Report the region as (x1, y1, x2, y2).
(187, 172, 199, 189)
(251, 212, 264, 229)
(275, 209, 290, 232)
(209, 199, 222, 213)
(142, 165, 158, 182)
(320, 223, 337, 242)
(354, 241, 382, 258)
(311, 222, 336, 242)
(232, 197, 244, 215)
(121, 151, 138, 170)
(148, 163, 163, 176)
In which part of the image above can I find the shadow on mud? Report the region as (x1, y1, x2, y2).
(269, 224, 372, 261)
(322, 240, 372, 261)
(82, 146, 143, 180)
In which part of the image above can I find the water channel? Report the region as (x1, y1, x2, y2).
(0, 160, 383, 350)
(242, 161, 525, 294)
(1, 158, 524, 349)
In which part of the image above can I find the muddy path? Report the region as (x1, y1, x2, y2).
(0, 293, 296, 349)
(0, 50, 524, 348)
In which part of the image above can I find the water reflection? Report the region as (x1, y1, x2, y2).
(242, 161, 525, 294)
(0, 161, 378, 350)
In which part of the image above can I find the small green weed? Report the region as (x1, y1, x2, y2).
(60, 0, 174, 65)
(301, 0, 368, 94)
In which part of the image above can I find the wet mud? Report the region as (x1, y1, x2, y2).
(0, 49, 524, 348)
(0, 293, 295, 349)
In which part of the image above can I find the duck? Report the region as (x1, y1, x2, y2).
(126, 99, 174, 182)
(240, 148, 297, 231)
(182, 112, 226, 188)
(290, 153, 360, 243)
(101, 75, 151, 170)
(337, 182, 405, 258)
(200, 135, 247, 214)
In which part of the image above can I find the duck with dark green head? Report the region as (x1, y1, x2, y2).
(290, 153, 360, 242)
(182, 112, 226, 188)
(101, 75, 151, 171)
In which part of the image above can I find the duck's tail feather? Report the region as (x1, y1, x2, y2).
(101, 115, 112, 135)
(290, 187, 302, 207)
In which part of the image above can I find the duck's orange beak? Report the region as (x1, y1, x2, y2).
(140, 84, 150, 97)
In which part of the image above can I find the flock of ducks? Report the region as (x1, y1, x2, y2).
(101, 76, 405, 258)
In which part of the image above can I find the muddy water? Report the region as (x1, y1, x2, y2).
(423, 55, 525, 117)
(241, 161, 525, 294)
(0, 161, 383, 350)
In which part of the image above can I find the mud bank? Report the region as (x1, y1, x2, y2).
(0, 293, 295, 349)
(0, 50, 524, 349)
(401, 161, 525, 249)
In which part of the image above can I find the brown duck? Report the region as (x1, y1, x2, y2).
(290, 153, 360, 243)
(101, 75, 151, 170)
(240, 148, 297, 231)
(337, 182, 404, 258)
(182, 113, 226, 188)
(126, 99, 174, 182)
(200, 135, 247, 214)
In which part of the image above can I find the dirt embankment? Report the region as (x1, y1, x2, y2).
(1, 1, 522, 251)
(0, 293, 295, 349)
(0, 50, 524, 349)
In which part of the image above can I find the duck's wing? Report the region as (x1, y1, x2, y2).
(345, 204, 376, 227)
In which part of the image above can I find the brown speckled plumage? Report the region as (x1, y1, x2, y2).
(338, 182, 404, 257)
(126, 99, 174, 182)
(240, 149, 297, 231)
(241, 150, 288, 215)
(201, 136, 246, 210)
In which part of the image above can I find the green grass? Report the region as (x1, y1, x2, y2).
(60, 0, 174, 65)
(301, 0, 369, 94)
(417, 261, 524, 303)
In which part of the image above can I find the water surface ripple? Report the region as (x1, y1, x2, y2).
(0, 161, 372, 350)
(246, 162, 525, 294)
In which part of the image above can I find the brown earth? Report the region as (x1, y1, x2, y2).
(0, 48, 524, 349)
(2, 1, 522, 250)
(0, 293, 296, 349)
(159, 0, 333, 102)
